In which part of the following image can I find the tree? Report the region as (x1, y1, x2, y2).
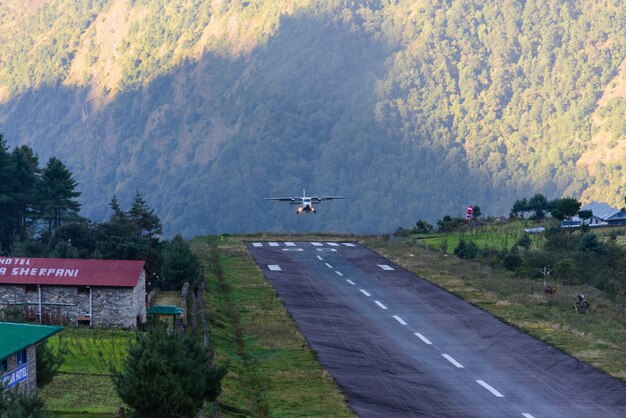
(472, 205, 481, 218)
(510, 198, 528, 218)
(551, 197, 581, 225)
(527, 194, 550, 220)
(112, 324, 226, 418)
(453, 239, 478, 259)
(0, 133, 18, 252)
(0, 384, 50, 418)
(413, 219, 433, 234)
(37, 157, 81, 231)
(128, 192, 162, 239)
(160, 235, 199, 290)
(11, 145, 40, 235)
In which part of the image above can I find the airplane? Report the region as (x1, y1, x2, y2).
(265, 189, 345, 214)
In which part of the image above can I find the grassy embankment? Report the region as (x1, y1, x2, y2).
(191, 235, 354, 418)
(367, 228, 626, 382)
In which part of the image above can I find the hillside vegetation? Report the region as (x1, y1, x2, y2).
(0, 0, 624, 235)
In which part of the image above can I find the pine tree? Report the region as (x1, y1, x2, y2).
(37, 157, 81, 231)
(0, 134, 18, 251)
(129, 191, 162, 239)
(160, 234, 199, 290)
(112, 324, 226, 418)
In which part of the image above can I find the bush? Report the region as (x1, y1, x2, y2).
(453, 239, 478, 259)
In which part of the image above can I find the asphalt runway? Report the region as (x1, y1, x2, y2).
(247, 241, 626, 417)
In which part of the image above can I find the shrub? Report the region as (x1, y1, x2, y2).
(453, 239, 478, 259)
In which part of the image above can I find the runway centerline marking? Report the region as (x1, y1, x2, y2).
(377, 264, 395, 271)
(267, 265, 282, 271)
(442, 354, 464, 368)
(375, 300, 387, 310)
(335, 271, 344, 276)
(521, 414, 535, 418)
(346, 279, 355, 285)
(393, 315, 407, 325)
(268, 242, 279, 247)
(476, 380, 504, 397)
(317, 255, 323, 261)
(415, 333, 433, 345)
(359, 289, 371, 297)
(252, 243, 262, 247)
(325, 263, 333, 269)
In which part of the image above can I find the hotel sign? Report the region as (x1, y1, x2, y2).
(1, 364, 28, 390)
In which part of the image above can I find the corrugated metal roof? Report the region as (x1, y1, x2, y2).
(581, 201, 620, 220)
(0, 322, 63, 360)
(147, 305, 184, 315)
(0, 258, 146, 287)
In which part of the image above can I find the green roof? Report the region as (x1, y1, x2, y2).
(147, 305, 184, 316)
(0, 322, 63, 360)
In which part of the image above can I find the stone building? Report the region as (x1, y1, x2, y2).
(1, 322, 63, 394)
(0, 257, 148, 328)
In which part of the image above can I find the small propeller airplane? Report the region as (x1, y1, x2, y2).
(265, 189, 345, 214)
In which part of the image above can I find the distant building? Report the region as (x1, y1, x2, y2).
(1, 322, 63, 394)
(561, 201, 626, 228)
(0, 258, 148, 328)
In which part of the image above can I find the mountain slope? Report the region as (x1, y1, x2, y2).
(0, 0, 624, 235)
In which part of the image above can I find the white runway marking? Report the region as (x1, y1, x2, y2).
(393, 315, 407, 325)
(521, 414, 535, 418)
(311, 242, 323, 246)
(284, 242, 296, 246)
(335, 271, 343, 276)
(317, 255, 323, 261)
(346, 279, 355, 285)
(268, 242, 279, 247)
(476, 380, 504, 398)
(268, 265, 282, 271)
(342, 243, 356, 247)
(325, 263, 333, 269)
(327, 242, 339, 246)
(442, 354, 464, 368)
(252, 243, 263, 247)
(331, 249, 337, 252)
(282, 248, 303, 252)
(377, 264, 395, 271)
(415, 333, 433, 345)
(359, 289, 371, 297)
(375, 300, 387, 310)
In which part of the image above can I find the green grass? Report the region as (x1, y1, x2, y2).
(40, 328, 132, 415)
(191, 236, 354, 418)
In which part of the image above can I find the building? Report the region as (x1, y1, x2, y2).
(0, 257, 148, 328)
(1, 322, 63, 394)
(561, 201, 626, 228)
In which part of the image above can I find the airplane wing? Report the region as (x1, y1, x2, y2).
(311, 196, 346, 203)
(264, 197, 304, 203)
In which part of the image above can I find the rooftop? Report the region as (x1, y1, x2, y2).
(0, 322, 63, 360)
(147, 305, 184, 316)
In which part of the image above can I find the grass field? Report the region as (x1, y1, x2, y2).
(40, 328, 132, 416)
(191, 236, 354, 418)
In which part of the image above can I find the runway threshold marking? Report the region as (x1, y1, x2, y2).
(374, 300, 387, 310)
(268, 265, 282, 271)
(476, 380, 504, 398)
(415, 333, 433, 345)
(317, 255, 323, 260)
(311, 242, 323, 246)
(346, 279, 355, 285)
(325, 263, 333, 269)
(441, 354, 464, 368)
(342, 243, 356, 247)
(252, 243, 262, 247)
(393, 315, 407, 325)
(284, 242, 296, 246)
(268, 242, 279, 247)
(335, 271, 344, 276)
(521, 414, 535, 418)
(359, 289, 371, 297)
(377, 264, 395, 271)
(327, 242, 340, 246)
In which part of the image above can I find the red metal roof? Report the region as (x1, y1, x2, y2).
(0, 257, 146, 287)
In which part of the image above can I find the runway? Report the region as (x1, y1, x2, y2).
(248, 241, 626, 417)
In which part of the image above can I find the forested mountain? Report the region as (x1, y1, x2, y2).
(0, 0, 624, 236)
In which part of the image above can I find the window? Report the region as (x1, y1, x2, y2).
(16, 350, 27, 365)
(0, 359, 7, 372)
(25, 284, 37, 293)
(77, 286, 90, 295)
